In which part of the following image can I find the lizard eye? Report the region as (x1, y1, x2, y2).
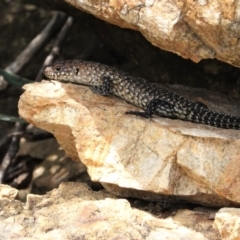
(75, 68, 79, 76)
(55, 67, 62, 71)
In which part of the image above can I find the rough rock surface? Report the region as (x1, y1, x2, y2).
(0, 182, 221, 240)
(54, 0, 240, 67)
(214, 208, 240, 240)
(18, 81, 240, 207)
(0, 184, 18, 200)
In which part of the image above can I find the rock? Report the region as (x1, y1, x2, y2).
(18, 138, 87, 194)
(0, 182, 217, 239)
(18, 81, 240, 206)
(214, 208, 240, 240)
(173, 208, 221, 240)
(0, 184, 18, 200)
(52, 0, 240, 67)
(0, 184, 23, 222)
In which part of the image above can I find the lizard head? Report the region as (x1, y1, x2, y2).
(44, 60, 108, 86)
(44, 60, 78, 82)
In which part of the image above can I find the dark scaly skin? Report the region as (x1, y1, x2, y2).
(44, 60, 240, 130)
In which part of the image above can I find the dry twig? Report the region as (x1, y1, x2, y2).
(0, 12, 71, 188)
(0, 12, 68, 91)
(36, 16, 74, 81)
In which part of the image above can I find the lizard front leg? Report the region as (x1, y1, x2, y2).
(90, 76, 111, 96)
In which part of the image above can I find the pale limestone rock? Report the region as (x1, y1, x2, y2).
(0, 184, 19, 200)
(0, 185, 23, 221)
(214, 208, 240, 240)
(58, 0, 240, 67)
(0, 182, 213, 240)
(18, 81, 240, 206)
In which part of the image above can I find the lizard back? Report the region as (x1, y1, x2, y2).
(44, 60, 240, 130)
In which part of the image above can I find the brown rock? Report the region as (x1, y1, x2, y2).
(18, 81, 240, 206)
(55, 0, 240, 66)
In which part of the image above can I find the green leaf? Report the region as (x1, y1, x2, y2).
(0, 114, 26, 123)
(0, 68, 32, 89)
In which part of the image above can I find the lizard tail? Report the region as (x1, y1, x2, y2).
(187, 104, 240, 129)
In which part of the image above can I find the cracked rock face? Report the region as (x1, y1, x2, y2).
(2, 183, 240, 240)
(0, 183, 221, 240)
(18, 81, 240, 207)
(53, 0, 240, 67)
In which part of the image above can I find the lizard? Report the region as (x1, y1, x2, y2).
(44, 60, 240, 130)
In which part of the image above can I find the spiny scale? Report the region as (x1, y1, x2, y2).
(44, 60, 240, 130)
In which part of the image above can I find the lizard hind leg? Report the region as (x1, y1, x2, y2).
(126, 99, 174, 118)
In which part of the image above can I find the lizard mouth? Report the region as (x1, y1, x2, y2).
(44, 66, 55, 79)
